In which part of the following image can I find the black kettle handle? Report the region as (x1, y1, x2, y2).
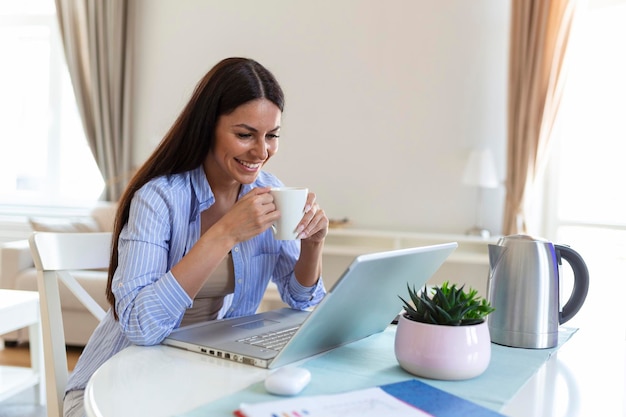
(556, 244, 590, 324)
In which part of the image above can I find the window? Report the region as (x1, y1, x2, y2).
(542, 0, 626, 332)
(0, 0, 104, 208)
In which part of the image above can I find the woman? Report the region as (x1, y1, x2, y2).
(63, 57, 328, 417)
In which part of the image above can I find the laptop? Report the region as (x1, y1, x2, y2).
(163, 242, 457, 369)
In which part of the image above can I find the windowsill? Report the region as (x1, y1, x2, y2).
(0, 203, 96, 219)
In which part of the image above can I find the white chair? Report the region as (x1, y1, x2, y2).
(29, 232, 111, 417)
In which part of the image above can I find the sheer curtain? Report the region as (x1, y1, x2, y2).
(54, 0, 133, 201)
(503, 0, 578, 235)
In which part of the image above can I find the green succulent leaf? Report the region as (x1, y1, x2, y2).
(399, 280, 495, 326)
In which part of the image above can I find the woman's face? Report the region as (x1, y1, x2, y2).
(207, 98, 281, 186)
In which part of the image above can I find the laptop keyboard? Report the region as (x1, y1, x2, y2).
(237, 326, 300, 351)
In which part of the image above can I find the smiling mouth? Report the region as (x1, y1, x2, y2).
(235, 158, 262, 170)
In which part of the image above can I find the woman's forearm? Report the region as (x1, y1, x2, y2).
(294, 240, 324, 287)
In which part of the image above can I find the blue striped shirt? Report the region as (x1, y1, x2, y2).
(66, 166, 326, 393)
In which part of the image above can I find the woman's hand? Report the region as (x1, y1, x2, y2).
(216, 187, 279, 244)
(296, 192, 328, 242)
(292, 191, 327, 287)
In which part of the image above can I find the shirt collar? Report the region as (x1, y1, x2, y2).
(190, 166, 259, 211)
(190, 166, 214, 212)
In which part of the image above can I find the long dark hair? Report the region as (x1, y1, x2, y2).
(106, 57, 285, 319)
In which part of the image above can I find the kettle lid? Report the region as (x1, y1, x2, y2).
(497, 234, 549, 245)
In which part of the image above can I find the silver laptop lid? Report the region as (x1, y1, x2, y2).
(269, 242, 457, 368)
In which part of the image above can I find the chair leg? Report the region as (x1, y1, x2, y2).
(28, 317, 46, 406)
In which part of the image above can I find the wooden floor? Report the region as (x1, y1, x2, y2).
(0, 341, 83, 417)
(0, 343, 82, 370)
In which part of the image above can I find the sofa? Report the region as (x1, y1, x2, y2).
(0, 203, 116, 346)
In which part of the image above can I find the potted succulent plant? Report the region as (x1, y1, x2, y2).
(394, 281, 495, 380)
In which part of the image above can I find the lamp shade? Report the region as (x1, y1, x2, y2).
(462, 149, 499, 188)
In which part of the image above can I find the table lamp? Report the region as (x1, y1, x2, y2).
(462, 148, 499, 238)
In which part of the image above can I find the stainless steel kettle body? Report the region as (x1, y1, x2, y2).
(486, 235, 589, 349)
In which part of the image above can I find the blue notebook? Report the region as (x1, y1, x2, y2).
(380, 379, 505, 417)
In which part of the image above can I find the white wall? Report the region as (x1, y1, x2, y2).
(131, 0, 510, 235)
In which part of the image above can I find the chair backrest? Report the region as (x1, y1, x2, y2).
(29, 232, 112, 417)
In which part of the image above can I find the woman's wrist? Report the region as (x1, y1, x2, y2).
(300, 238, 324, 251)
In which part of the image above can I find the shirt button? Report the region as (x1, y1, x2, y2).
(238, 279, 242, 284)
(233, 247, 239, 252)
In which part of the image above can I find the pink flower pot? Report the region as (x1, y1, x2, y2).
(394, 314, 491, 380)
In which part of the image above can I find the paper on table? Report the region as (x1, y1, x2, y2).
(235, 387, 432, 417)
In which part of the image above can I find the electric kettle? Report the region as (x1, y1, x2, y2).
(486, 234, 589, 349)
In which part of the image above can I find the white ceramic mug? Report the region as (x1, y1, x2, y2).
(270, 187, 308, 240)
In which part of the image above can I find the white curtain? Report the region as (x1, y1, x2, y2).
(55, 0, 133, 201)
(503, 0, 578, 234)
